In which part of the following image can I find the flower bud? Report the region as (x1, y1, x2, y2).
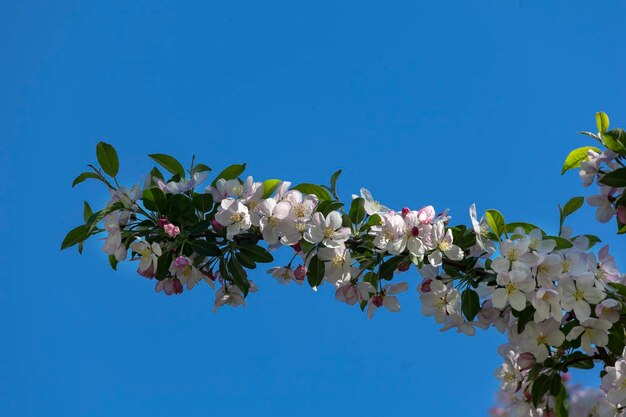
(372, 294, 384, 307)
(164, 223, 181, 237)
(291, 242, 302, 253)
(397, 260, 411, 272)
(517, 352, 536, 371)
(561, 372, 571, 383)
(158, 217, 169, 228)
(401, 207, 411, 218)
(211, 219, 225, 230)
(138, 264, 156, 279)
(419, 278, 433, 293)
(294, 265, 307, 280)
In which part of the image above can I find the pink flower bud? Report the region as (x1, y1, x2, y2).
(138, 264, 156, 279)
(397, 260, 410, 272)
(163, 277, 183, 295)
(211, 219, 225, 230)
(164, 223, 181, 237)
(401, 207, 410, 218)
(618, 205, 626, 224)
(291, 242, 302, 253)
(294, 265, 307, 280)
(561, 372, 571, 383)
(417, 205, 435, 224)
(517, 352, 536, 371)
(158, 217, 169, 227)
(372, 294, 384, 307)
(419, 279, 433, 293)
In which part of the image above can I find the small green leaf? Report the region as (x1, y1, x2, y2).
(191, 163, 212, 174)
(190, 240, 222, 257)
(109, 254, 119, 271)
(461, 288, 480, 321)
(212, 163, 246, 186)
(579, 234, 601, 249)
(148, 153, 186, 178)
(261, 179, 282, 198)
(531, 374, 551, 407)
(235, 252, 257, 269)
(349, 197, 366, 225)
(330, 169, 342, 193)
(603, 128, 626, 153)
(238, 244, 274, 263)
(379, 256, 405, 280)
(517, 305, 536, 334)
(561, 196, 584, 220)
(155, 251, 172, 280)
(142, 188, 168, 213)
(506, 222, 544, 235)
(61, 225, 91, 250)
(599, 168, 626, 188)
(596, 111, 610, 134)
(83, 201, 93, 223)
(306, 255, 325, 288)
(555, 379, 569, 417)
(291, 183, 332, 201)
(228, 256, 250, 296)
(192, 193, 214, 212)
(545, 236, 574, 250)
(561, 146, 602, 174)
(96, 142, 119, 177)
(362, 271, 378, 291)
(485, 209, 506, 241)
(72, 172, 102, 187)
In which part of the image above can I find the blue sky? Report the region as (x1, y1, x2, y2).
(2, 1, 626, 416)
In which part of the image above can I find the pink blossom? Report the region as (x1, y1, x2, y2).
(163, 223, 181, 237)
(417, 205, 435, 224)
(294, 265, 307, 281)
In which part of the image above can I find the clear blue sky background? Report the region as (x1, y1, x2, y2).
(2, 1, 626, 416)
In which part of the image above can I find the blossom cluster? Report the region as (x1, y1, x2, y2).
(63, 114, 626, 417)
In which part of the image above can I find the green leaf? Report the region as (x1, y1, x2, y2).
(599, 168, 626, 188)
(561, 146, 602, 174)
(485, 209, 506, 241)
(596, 111, 610, 134)
(190, 240, 222, 257)
(228, 256, 250, 296)
(235, 252, 257, 269)
(167, 194, 197, 225)
(531, 374, 551, 407)
(108, 254, 118, 271)
(191, 163, 212, 175)
(579, 234, 601, 249)
(317, 201, 344, 216)
(545, 236, 574, 250)
(555, 380, 569, 417)
(559, 196, 584, 232)
(603, 128, 626, 153)
(148, 153, 186, 178)
(142, 187, 168, 213)
(61, 225, 91, 250)
(148, 166, 164, 181)
(212, 163, 246, 186)
(192, 193, 214, 212)
(306, 255, 325, 288)
(72, 172, 102, 187)
(299, 240, 316, 254)
(517, 305, 536, 334)
(155, 251, 172, 280)
(83, 201, 93, 223)
(349, 197, 366, 225)
(363, 271, 378, 291)
(565, 352, 594, 370)
(291, 183, 332, 201)
(96, 142, 119, 177)
(238, 244, 274, 263)
(461, 288, 480, 321)
(506, 222, 544, 235)
(261, 179, 282, 198)
(379, 256, 405, 280)
(330, 169, 342, 193)
(561, 196, 584, 220)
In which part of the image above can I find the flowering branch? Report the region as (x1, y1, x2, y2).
(62, 113, 626, 417)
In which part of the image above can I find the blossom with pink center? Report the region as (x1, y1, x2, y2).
(304, 211, 350, 248)
(366, 282, 408, 319)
